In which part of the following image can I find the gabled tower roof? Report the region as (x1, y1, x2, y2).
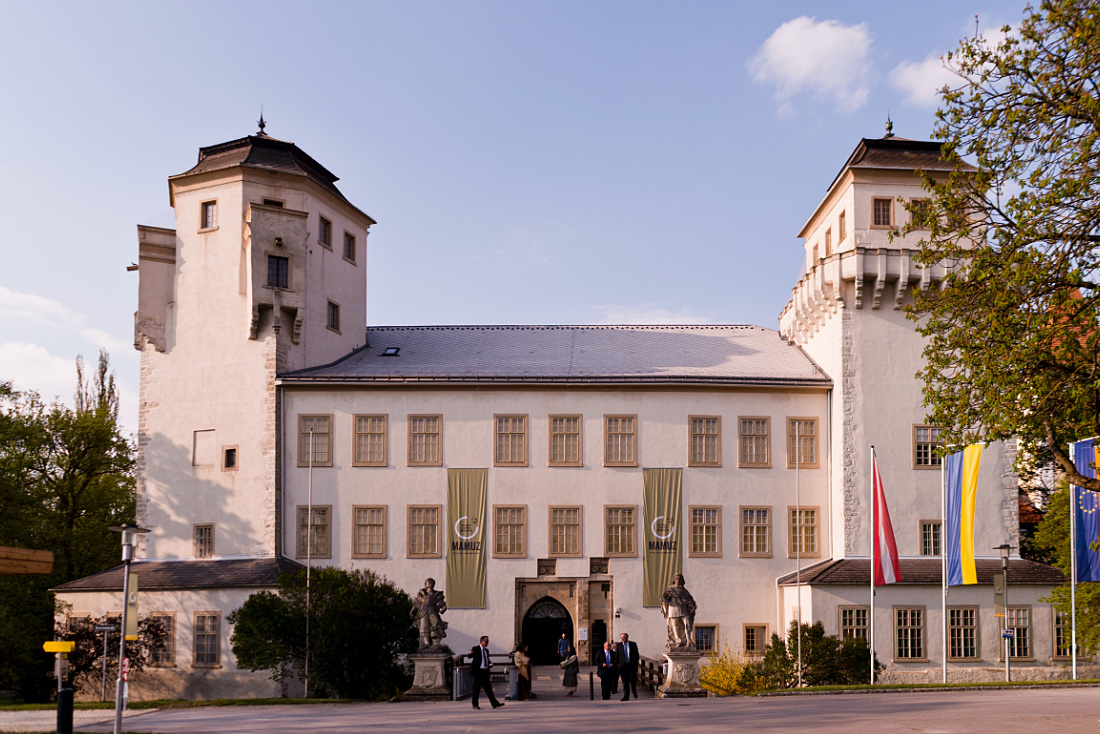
(826, 135, 977, 193)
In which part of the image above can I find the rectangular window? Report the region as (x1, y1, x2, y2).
(1007, 606, 1031, 659)
(948, 606, 979, 660)
(200, 201, 217, 230)
(319, 216, 332, 247)
(151, 613, 175, 666)
(353, 415, 387, 466)
(689, 506, 721, 557)
(407, 505, 441, 558)
(193, 524, 214, 559)
(298, 415, 333, 467)
(604, 505, 637, 557)
(739, 417, 770, 467)
(1054, 610, 1072, 659)
(913, 425, 944, 468)
(262, 198, 284, 208)
(296, 506, 331, 558)
(604, 415, 637, 466)
(787, 507, 819, 557)
(67, 615, 90, 633)
(326, 301, 340, 333)
(786, 418, 818, 468)
(193, 613, 220, 667)
(352, 505, 386, 558)
(222, 446, 237, 471)
(408, 415, 442, 466)
(549, 415, 582, 466)
(824, 228, 832, 256)
(739, 506, 771, 557)
(910, 198, 933, 229)
(343, 232, 356, 263)
(267, 255, 289, 289)
(920, 520, 942, 556)
(549, 506, 582, 557)
(840, 606, 869, 641)
(873, 197, 893, 227)
(689, 416, 721, 467)
(694, 625, 717, 653)
(838, 210, 847, 241)
(494, 414, 528, 466)
(894, 607, 926, 660)
(744, 625, 767, 656)
(493, 505, 527, 558)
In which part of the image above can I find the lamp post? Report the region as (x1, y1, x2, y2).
(109, 524, 150, 734)
(994, 543, 1011, 683)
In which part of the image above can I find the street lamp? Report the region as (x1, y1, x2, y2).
(994, 543, 1011, 683)
(109, 524, 150, 734)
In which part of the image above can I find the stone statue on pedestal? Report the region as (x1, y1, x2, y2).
(660, 573, 696, 650)
(410, 578, 448, 650)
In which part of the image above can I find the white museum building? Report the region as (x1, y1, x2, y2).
(54, 127, 1081, 699)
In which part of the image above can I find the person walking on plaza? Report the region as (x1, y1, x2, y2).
(513, 643, 533, 701)
(616, 633, 640, 701)
(596, 641, 618, 700)
(467, 636, 504, 710)
(559, 643, 579, 696)
(557, 632, 571, 660)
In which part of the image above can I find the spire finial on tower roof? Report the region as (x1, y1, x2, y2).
(257, 107, 267, 135)
(885, 114, 894, 138)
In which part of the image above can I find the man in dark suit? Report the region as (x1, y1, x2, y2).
(595, 641, 618, 700)
(466, 636, 504, 710)
(616, 632, 640, 700)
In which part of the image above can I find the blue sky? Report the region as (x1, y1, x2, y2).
(0, 0, 1025, 433)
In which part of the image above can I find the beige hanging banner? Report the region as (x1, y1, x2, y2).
(446, 468, 487, 608)
(643, 468, 683, 607)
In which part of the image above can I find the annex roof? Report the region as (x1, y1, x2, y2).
(777, 558, 1065, 586)
(52, 557, 304, 593)
(278, 325, 832, 388)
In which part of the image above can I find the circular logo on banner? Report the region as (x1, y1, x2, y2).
(651, 516, 675, 539)
(454, 515, 481, 539)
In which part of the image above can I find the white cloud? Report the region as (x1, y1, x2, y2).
(0, 285, 131, 354)
(591, 304, 714, 325)
(889, 54, 956, 107)
(749, 17, 874, 116)
(0, 341, 79, 402)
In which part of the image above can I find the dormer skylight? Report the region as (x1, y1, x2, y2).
(382, 347, 400, 356)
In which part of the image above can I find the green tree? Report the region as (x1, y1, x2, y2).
(228, 567, 418, 700)
(907, 1, 1100, 489)
(54, 614, 168, 694)
(750, 621, 881, 689)
(0, 351, 135, 702)
(1032, 484, 1100, 654)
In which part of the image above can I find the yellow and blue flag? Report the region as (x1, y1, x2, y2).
(1071, 439, 1100, 583)
(945, 445, 981, 586)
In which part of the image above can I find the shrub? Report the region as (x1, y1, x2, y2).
(699, 645, 762, 696)
(750, 621, 882, 689)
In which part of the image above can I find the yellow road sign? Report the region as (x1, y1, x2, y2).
(43, 641, 75, 653)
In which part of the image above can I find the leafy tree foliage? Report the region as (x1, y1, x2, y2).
(908, 1, 1100, 489)
(749, 621, 881, 689)
(54, 614, 167, 694)
(1033, 484, 1100, 654)
(0, 351, 135, 701)
(228, 567, 417, 699)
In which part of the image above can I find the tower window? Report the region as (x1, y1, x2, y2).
(343, 232, 356, 263)
(267, 255, 289, 289)
(222, 446, 238, 471)
(262, 198, 284, 208)
(200, 201, 217, 230)
(319, 216, 332, 247)
(327, 301, 340, 333)
(872, 198, 893, 227)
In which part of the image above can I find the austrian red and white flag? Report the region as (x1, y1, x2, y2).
(873, 456, 902, 586)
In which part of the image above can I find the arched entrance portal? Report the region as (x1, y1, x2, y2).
(521, 597, 574, 665)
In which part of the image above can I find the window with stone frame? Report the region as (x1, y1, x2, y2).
(824, 227, 833, 256)
(192, 612, 220, 667)
(267, 254, 289, 289)
(689, 416, 721, 467)
(1007, 606, 1031, 660)
(343, 231, 356, 263)
(689, 506, 721, 557)
(193, 524, 214, 559)
(604, 505, 637, 557)
(840, 606, 869, 642)
(352, 505, 386, 558)
(353, 414, 387, 466)
(739, 506, 771, 557)
(408, 415, 442, 466)
(494, 415, 528, 466)
(298, 415, 333, 467)
(914, 425, 944, 468)
(739, 417, 770, 467)
(894, 606, 926, 660)
(296, 506, 331, 558)
(786, 418, 818, 468)
(694, 625, 717, 653)
(407, 505, 441, 558)
(787, 507, 819, 557)
(872, 197, 893, 227)
(326, 301, 340, 333)
(549, 414, 582, 466)
(200, 200, 217, 230)
(920, 520, 942, 556)
(493, 505, 527, 558)
(604, 415, 637, 466)
(151, 613, 175, 666)
(549, 506, 582, 557)
(909, 197, 934, 229)
(319, 216, 332, 247)
(1054, 610, 1072, 659)
(948, 606, 979, 660)
(744, 624, 767, 656)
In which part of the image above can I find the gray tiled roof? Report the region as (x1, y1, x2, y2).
(777, 558, 1065, 586)
(52, 557, 305, 592)
(280, 325, 832, 388)
(828, 137, 977, 192)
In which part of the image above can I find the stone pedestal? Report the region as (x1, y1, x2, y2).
(404, 652, 451, 701)
(657, 650, 707, 698)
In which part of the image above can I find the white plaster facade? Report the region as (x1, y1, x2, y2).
(55, 130, 1078, 701)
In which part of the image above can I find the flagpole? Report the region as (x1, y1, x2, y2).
(941, 449, 948, 684)
(795, 421, 802, 688)
(1070, 441, 1078, 680)
(870, 445, 875, 686)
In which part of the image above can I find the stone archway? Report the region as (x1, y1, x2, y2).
(521, 596, 574, 665)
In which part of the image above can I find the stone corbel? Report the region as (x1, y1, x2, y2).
(871, 249, 886, 310)
(250, 305, 261, 340)
(292, 307, 303, 345)
(853, 248, 865, 309)
(894, 249, 911, 309)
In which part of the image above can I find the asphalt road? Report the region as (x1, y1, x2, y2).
(15, 687, 1087, 733)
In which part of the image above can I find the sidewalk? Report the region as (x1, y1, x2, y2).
(0, 707, 152, 734)
(522, 665, 655, 700)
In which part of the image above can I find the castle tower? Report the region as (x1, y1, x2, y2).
(133, 128, 375, 561)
